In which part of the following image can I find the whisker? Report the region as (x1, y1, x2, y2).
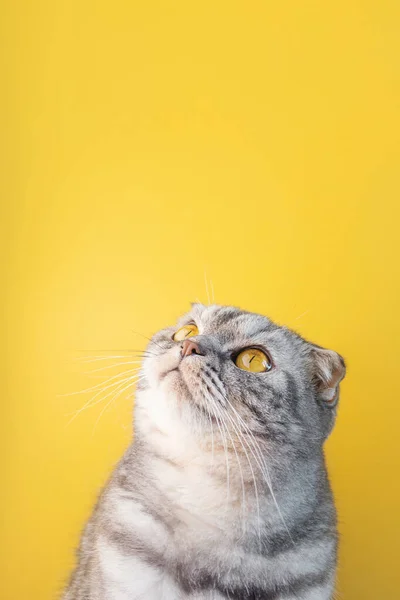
(75, 348, 158, 360)
(91, 378, 140, 436)
(76, 355, 135, 363)
(212, 406, 231, 506)
(65, 374, 142, 426)
(221, 394, 294, 545)
(207, 407, 215, 467)
(204, 270, 211, 305)
(87, 361, 142, 373)
(209, 394, 246, 533)
(217, 403, 262, 545)
(59, 368, 140, 397)
(293, 309, 310, 321)
(206, 375, 293, 544)
(131, 330, 164, 351)
(207, 399, 229, 500)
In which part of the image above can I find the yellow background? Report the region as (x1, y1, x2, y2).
(1, 1, 400, 598)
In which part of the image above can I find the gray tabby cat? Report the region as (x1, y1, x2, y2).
(63, 303, 346, 600)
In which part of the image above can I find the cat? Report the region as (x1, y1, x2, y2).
(62, 303, 346, 600)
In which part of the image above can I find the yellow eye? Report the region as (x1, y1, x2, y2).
(235, 348, 272, 373)
(173, 324, 199, 342)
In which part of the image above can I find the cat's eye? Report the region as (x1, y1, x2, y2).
(173, 324, 199, 342)
(234, 348, 272, 373)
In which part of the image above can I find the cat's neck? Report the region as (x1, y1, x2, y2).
(131, 387, 327, 534)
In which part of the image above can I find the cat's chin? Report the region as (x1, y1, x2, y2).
(160, 367, 191, 399)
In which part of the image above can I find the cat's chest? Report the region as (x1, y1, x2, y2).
(99, 490, 248, 599)
(100, 488, 334, 599)
(105, 475, 252, 568)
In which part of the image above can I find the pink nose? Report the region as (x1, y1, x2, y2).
(181, 339, 202, 358)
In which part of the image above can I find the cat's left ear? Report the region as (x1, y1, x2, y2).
(310, 347, 346, 407)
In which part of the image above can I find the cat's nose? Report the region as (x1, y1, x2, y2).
(181, 339, 204, 358)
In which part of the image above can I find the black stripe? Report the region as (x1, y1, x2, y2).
(218, 569, 330, 599)
(177, 564, 331, 599)
(242, 399, 267, 425)
(206, 368, 227, 400)
(264, 520, 336, 558)
(213, 308, 242, 328)
(107, 528, 165, 569)
(283, 371, 303, 421)
(196, 401, 217, 423)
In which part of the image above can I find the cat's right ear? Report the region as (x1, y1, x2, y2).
(310, 346, 346, 407)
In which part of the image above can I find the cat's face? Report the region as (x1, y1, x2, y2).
(137, 304, 345, 450)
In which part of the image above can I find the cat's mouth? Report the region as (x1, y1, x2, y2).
(156, 351, 208, 401)
(156, 346, 204, 380)
(152, 351, 227, 419)
(161, 355, 203, 380)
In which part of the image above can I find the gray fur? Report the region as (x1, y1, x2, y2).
(62, 304, 346, 599)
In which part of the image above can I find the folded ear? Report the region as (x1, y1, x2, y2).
(311, 347, 346, 407)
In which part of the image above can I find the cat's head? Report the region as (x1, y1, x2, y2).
(135, 304, 345, 452)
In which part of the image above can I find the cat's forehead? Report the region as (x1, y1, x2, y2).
(180, 303, 279, 342)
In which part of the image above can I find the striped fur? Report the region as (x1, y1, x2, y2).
(62, 304, 345, 599)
